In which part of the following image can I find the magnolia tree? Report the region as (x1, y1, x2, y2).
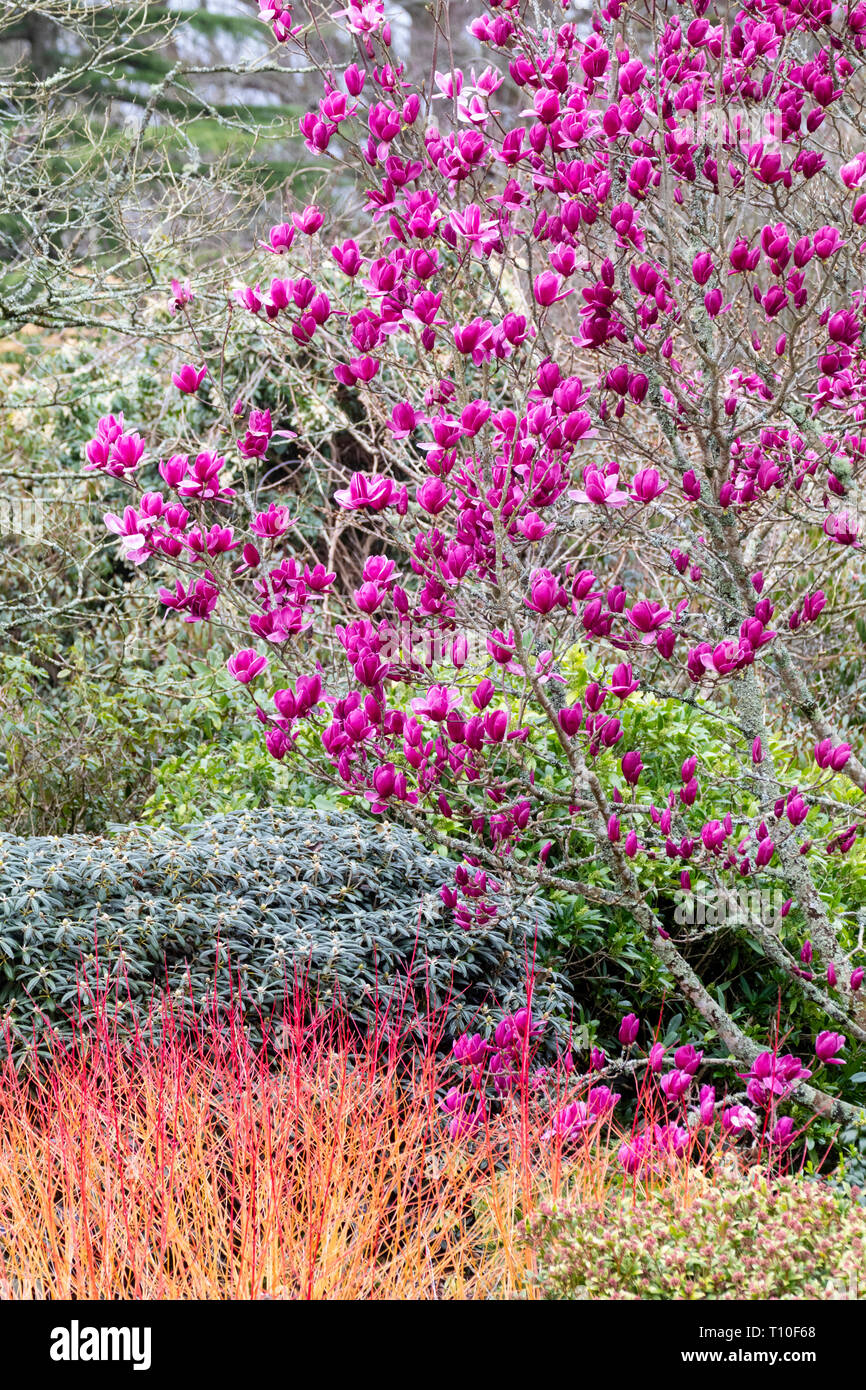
(87, 0, 866, 1125)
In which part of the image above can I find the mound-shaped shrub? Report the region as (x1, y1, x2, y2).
(530, 1174, 866, 1300)
(0, 808, 565, 1057)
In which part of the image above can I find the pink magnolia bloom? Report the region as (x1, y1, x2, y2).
(544, 1101, 590, 1142)
(416, 477, 452, 514)
(388, 402, 421, 438)
(618, 1012, 640, 1045)
(617, 1139, 646, 1175)
(85, 417, 145, 476)
(621, 750, 643, 785)
(814, 1031, 846, 1065)
(673, 1045, 703, 1074)
(227, 649, 268, 683)
(103, 507, 150, 564)
(630, 467, 669, 503)
(570, 464, 629, 507)
(411, 685, 462, 721)
(824, 511, 861, 546)
(292, 204, 324, 235)
(739, 1051, 811, 1101)
(626, 600, 672, 635)
(533, 271, 573, 306)
(159, 454, 188, 488)
(525, 569, 566, 614)
(769, 1117, 796, 1148)
(449, 204, 501, 257)
(171, 363, 208, 394)
(452, 1031, 489, 1067)
(660, 1068, 693, 1100)
(178, 451, 234, 501)
(609, 662, 639, 699)
(699, 1085, 716, 1126)
(250, 504, 294, 538)
(169, 277, 194, 313)
(721, 1104, 758, 1135)
(158, 575, 219, 624)
(260, 222, 295, 254)
(334, 473, 404, 512)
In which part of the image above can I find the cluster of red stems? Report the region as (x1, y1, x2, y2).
(87, 0, 866, 1118)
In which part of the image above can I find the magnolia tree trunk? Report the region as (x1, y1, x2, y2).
(86, 0, 866, 1126)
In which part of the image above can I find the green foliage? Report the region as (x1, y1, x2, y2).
(513, 671, 865, 1066)
(0, 635, 237, 835)
(0, 807, 568, 1059)
(143, 720, 342, 825)
(0, 315, 350, 833)
(530, 1173, 866, 1299)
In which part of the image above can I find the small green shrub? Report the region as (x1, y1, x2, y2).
(530, 1174, 866, 1300)
(0, 808, 566, 1057)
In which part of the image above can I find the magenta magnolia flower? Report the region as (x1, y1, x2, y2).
(660, 1068, 692, 1100)
(292, 204, 324, 235)
(769, 1117, 796, 1148)
(416, 477, 452, 514)
(171, 363, 208, 394)
(617, 1138, 647, 1175)
(250, 504, 294, 538)
(411, 685, 462, 722)
(609, 662, 639, 699)
(533, 271, 572, 306)
(630, 467, 669, 503)
(626, 600, 672, 635)
(823, 511, 861, 546)
(620, 750, 643, 785)
(739, 1051, 811, 1102)
(525, 569, 566, 614)
(618, 1012, 640, 1045)
(159, 575, 219, 624)
(449, 204, 501, 257)
(720, 1104, 757, 1135)
(159, 454, 188, 488)
(699, 1085, 716, 1126)
(85, 417, 144, 476)
(178, 451, 234, 501)
(260, 222, 295, 254)
(544, 1101, 591, 1142)
(169, 277, 194, 313)
(673, 1044, 703, 1074)
(588, 1084, 620, 1115)
(334, 472, 404, 512)
(814, 1031, 846, 1065)
(226, 649, 268, 683)
(452, 1031, 489, 1067)
(388, 402, 421, 438)
(814, 738, 852, 771)
(570, 464, 629, 507)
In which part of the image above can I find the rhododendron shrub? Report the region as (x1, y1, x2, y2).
(89, 0, 866, 1118)
(0, 809, 568, 1056)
